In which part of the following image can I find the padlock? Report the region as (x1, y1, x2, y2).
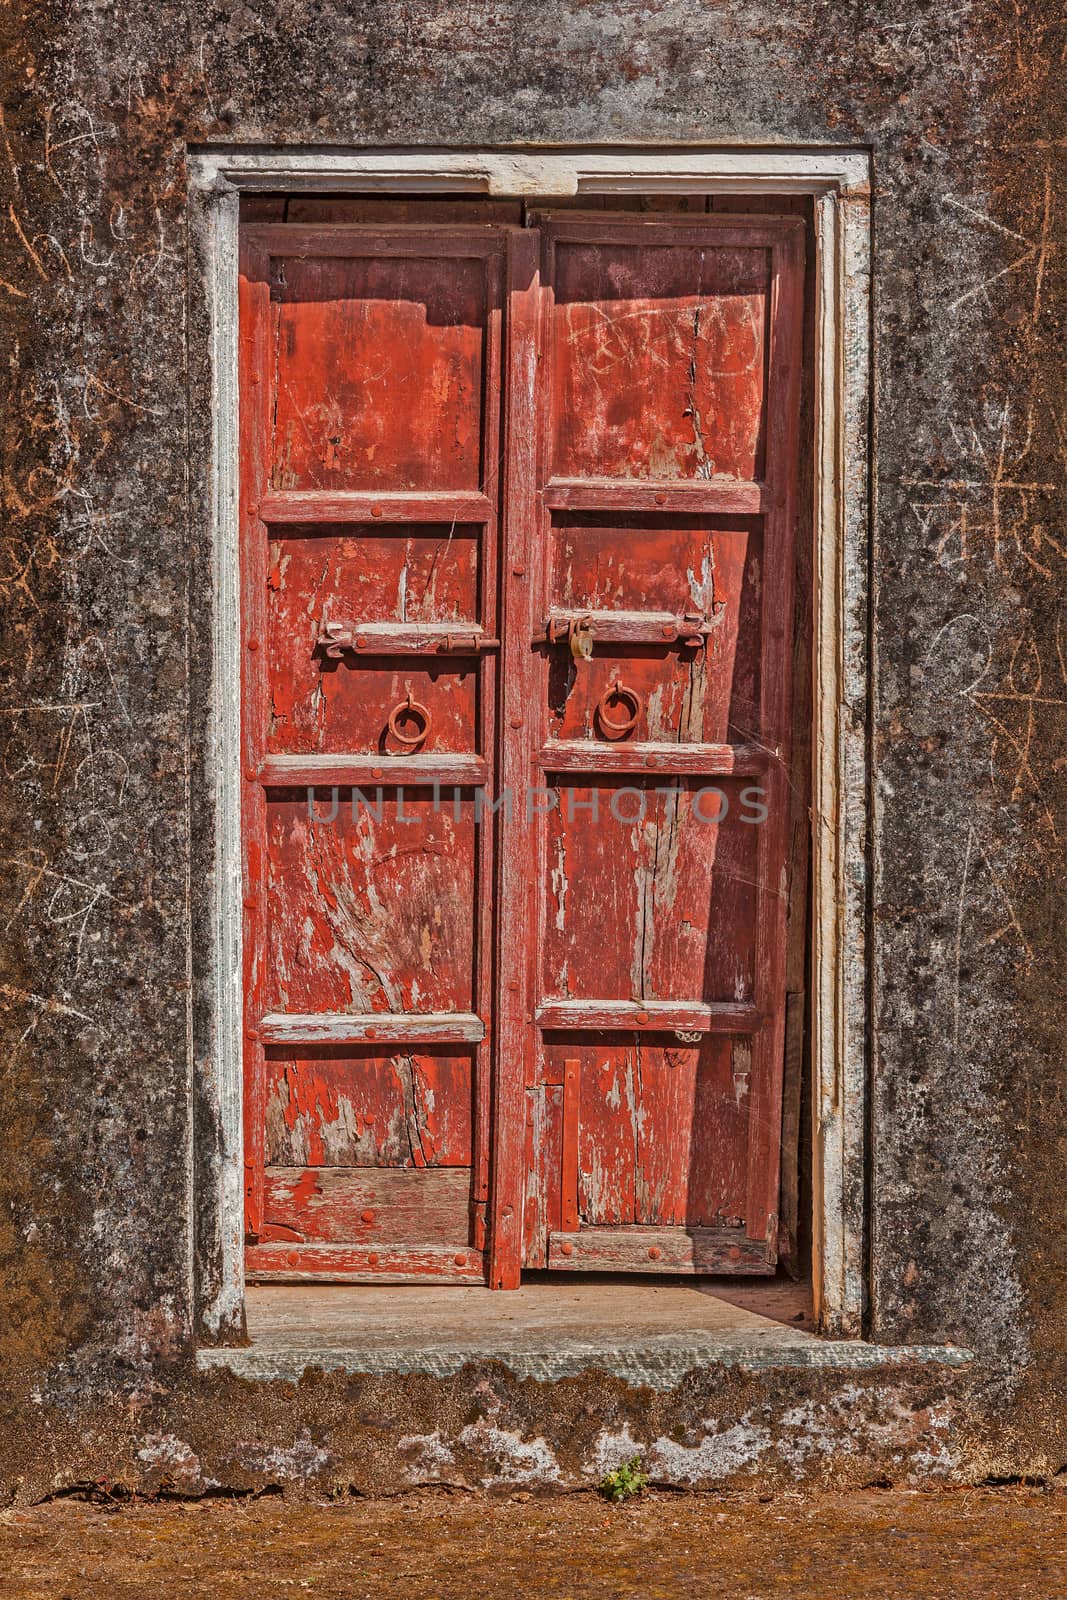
(570, 616, 594, 661)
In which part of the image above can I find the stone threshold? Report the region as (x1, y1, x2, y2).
(198, 1282, 973, 1391)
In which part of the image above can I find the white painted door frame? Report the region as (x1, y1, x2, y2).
(188, 145, 871, 1339)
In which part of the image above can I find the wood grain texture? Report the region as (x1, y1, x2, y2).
(245, 1244, 484, 1283)
(259, 1015, 484, 1045)
(259, 1166, 472, 1243)
(264, 1048, 473, 1168)
(547, 1226, 773, 1274)
(540, 779, 759, 1008)
(545, 229, 770, 483)
(267, 250, 488, 492)
(264, 789, 477, 1016)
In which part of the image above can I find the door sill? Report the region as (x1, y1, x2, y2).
(198, 1280, 973, 1389)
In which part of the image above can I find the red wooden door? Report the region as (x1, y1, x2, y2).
(238, 225, 517, 1282)
(512, 214, 805, 1281)
(237, 212, 804, 1286)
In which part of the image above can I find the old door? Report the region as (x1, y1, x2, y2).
(237, 211, 804, 1286)
(512, 214, 805, 1281)
(238, 224, 517, 1282)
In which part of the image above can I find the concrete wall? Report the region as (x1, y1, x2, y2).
(0, 1, 1064, 1494)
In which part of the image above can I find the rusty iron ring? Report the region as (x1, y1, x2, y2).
(387, 691, 431, 748)
(595, 678, 642, 740)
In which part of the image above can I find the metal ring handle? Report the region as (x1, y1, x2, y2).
(387, 691, 431, 748)
(595, 678, 642, 740)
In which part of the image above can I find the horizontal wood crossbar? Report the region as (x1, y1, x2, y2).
(258, 754, 488, 788)
(535, 1000, 762, 1033)
(261, 490, 494, 525)
(245, 1243, 485, 1282)
(541, 742, 771, 776)
(258, 1012, 486, 1045)
(548, 1227, 773, 1274)
(543, 478, 768, 514)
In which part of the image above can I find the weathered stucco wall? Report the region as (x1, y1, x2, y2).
(0, 1, 1064, 1496)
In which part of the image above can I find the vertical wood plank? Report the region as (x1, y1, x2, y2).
(488, 227, 541, 1288)
(472, 248, 506, 1218)
(560, 1057, 580, 1232)
(744, 224, 806, 1249)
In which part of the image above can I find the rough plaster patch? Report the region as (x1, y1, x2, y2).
(136, 1433, 205, 1494)
(457, 1422, 562, 1487)
(233, 1430, 331, 1484)
(590, 1423, 645, 1479)
(647, 1419, 775, 1483)
(397, 1431, 457, 1477)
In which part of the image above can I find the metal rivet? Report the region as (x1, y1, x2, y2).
(645, 755, 656, 767)
(371, 504, 383, 518)
(286, 1251, 299, 1266)
(729, 1246, 742, 1262)
(367, 1252, 379, 1266)
(371, 767, 383, 779)
(247, 638, 260, 652)
(247, 503, 260, 518)
(636, 1010, 649, 1025)
(243, 897, 257, 912)
(654, 493, 666, 506)
(560, 1241, 575, 1257)
(244, 767, 258, 782)
(508, 981, 519, 992)
(354, 635, 366, 649)
(510, 717, 523, 729)
(454, 1253, 467, 1267)
(245, 1029, 259, 1043)
(249, 374, 261, 385)
(365, 1027, 377, 1040)
(512, 566, 526, 577)
(648, 1246, 662, 1260)
(361, 1209, 375, 1224)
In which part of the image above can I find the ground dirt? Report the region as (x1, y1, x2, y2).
(0, 1487, 1064, 1598)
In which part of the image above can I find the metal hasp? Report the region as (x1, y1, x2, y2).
(540, 607, 721, 652)
(319, 620, 501, 658)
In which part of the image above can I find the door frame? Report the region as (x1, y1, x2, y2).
(188, 144, 872, 1340)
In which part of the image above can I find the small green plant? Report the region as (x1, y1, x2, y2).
(599, 1455, 649, 1502)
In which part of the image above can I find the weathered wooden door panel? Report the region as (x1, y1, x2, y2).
(515, 215, 804, 1278)
(239, 212, 805, 1286)
(260, 1168, 473, 1244)
(266, 522, 482, 755)
(546, 236, 769, 483)
(541, 778, 759, 1007)
(548, 516, 763, 746)
(263, 789, 477, 1014)
(269, 249, 489, 491)
(240, 226, 508, 1281)
(264, 1047, 473, 1168)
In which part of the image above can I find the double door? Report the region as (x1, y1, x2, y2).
(238, 211, 804, 1286)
